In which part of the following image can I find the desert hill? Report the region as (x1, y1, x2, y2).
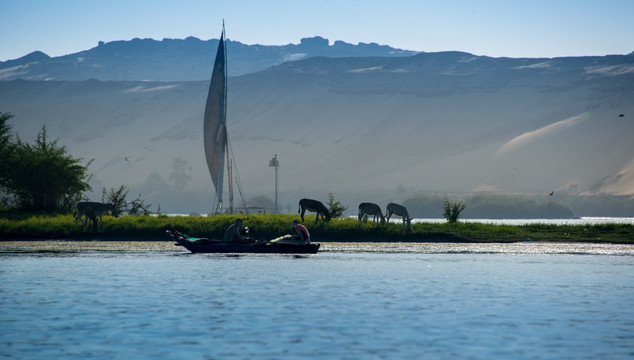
(1, 50, 633, 213)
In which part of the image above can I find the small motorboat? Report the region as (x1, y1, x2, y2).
(166, 230, 320, 254)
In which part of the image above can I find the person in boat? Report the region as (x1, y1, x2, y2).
(223, 218, 248, 243)
(291, 220, 311, 245)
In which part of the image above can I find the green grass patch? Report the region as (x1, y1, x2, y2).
(0, 213, 632, 243)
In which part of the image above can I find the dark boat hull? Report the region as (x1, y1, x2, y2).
(178, 241, 320, 254)
(167, 230, 320, 254)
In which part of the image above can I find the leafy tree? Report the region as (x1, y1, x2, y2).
(128, 194, 152, 215)
(102, 185, 129, 214)
(0, 112, 14, 153)
(327, 192, 348, 218)
(5, 125, 91, 212)
(102, 185, 151, 215)
(443, 197, 466, 223)
(0, 112, 16, 192)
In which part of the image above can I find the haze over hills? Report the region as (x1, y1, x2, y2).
(1, 38, 633, 214)
(0, 36, 415, 81)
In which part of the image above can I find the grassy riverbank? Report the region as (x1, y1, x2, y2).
(1, 213, 632, 243)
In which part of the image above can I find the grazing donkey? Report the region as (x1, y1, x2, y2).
(358, 202, 385, 226)
(75, 202, 119, 227)
(298, 198, 331, 223)
(386, 202, 412, 231)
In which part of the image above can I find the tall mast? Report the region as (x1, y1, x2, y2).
(228, 156, 234, 214)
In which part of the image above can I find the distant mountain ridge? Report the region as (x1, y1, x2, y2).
(2, 49, 633, 213)
(1, 38, 633, 213)
(0, 36, 416, 81)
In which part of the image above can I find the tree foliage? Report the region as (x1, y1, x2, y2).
(327, 192, 348, 218)
(102, 185, 129, 214)
(128, 194, 152, 215)
(102, 185, 152, 215)
(0, 112, 17, 193)
(0, 112, 14, 154)
(1, 117, 91, 212)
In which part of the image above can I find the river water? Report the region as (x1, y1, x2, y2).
(1, 242, 633, 359)
(411, 217, 634, 225)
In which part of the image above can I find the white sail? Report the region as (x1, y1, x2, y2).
(203, 26, 227, 212)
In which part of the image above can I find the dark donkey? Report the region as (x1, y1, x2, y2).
(386, 202, 412, 231)
(358, 202, 385, 226)
(75, 201, 119, 228)
(298, 198, 331, 223)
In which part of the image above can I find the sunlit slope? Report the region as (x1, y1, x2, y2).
(228, 53, 634, 196)
(1, 52, 633, 208)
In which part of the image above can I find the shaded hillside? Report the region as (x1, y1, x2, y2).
(0, 36, 415, 81)
(1, 52, 633, 213)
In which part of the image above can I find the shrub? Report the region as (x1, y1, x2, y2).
(443, 198, 466, 223)
(102, 185, 151, 215)
(327, 192, 348, 218)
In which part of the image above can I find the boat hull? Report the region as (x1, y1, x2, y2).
(167, 230, 320, 254)
(178, 241, 320, 254)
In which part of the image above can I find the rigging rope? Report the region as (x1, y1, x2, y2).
(226, 133, 249, 213)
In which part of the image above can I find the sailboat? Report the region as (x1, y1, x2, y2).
(167, 24, 320, 253)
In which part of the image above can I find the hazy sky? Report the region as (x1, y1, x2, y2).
(2, 0, 633, 61)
